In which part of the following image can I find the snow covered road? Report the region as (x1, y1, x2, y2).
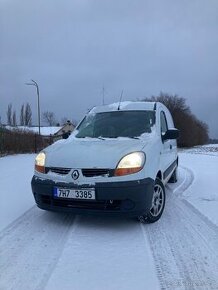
(0, 207, 160, 290)
(0, 154, 35, 232)
(1, 148, 218, 290)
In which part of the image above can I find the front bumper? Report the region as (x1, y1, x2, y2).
(31, 176, 154, 217)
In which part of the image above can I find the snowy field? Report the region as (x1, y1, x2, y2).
(0, 146, 218, 290)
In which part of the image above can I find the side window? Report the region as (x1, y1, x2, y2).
(160, 111, 168, 134)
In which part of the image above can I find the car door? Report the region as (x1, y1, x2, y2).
(160, 110, 172, 180)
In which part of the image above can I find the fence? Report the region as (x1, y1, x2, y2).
(0, 128, 51, 156)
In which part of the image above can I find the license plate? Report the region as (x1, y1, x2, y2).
(54, 187, 95, 200)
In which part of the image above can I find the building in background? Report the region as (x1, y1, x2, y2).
(53, 120, 76, 140)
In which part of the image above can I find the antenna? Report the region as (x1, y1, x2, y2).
(117, 90, 123, 110)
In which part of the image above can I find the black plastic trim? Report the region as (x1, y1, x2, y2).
(153, 102, 157, 110)
(163, 160, 177, 180)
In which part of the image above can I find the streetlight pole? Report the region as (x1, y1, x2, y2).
(26, 80, 41, 135)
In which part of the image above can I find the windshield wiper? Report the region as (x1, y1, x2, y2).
(99, 136, 140, 139)
(76, 136, 105, 140)
(129, 136, 140, 139)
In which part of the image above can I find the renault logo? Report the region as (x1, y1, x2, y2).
(72, 170, 79, 180)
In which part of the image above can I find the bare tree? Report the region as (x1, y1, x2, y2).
(12, 111, 17, 126)
(24, 103, 32, 126)
(71, 118, 78, 127)
(7, 103, 12, 126)
(20, 104, 25, 126)
(43, 111, 56, 126)
(61, 117, 68, 126)
(142, 92, 209, 147)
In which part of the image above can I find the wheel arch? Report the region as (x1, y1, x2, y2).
(156, 170, 162, 181)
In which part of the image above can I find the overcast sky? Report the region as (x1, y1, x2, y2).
(0, 0, 218, 138)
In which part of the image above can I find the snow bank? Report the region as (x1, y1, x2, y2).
(179, 144, 218, 156)
(0, 154, 36, 231)
(179, 148, 218, 226)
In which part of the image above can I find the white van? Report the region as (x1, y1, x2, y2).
(31, 101, 179, 223)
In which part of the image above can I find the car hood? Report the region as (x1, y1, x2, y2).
(44, 138, 147, 169)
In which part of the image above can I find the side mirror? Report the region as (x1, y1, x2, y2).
(162, 129, 179, 141)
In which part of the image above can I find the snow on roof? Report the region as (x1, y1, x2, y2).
(6, 126, 61, 136)
(90, 101, 156, 114)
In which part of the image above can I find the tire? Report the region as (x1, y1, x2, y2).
(138, 178, 165, 223)
(168, 167, 178, 183)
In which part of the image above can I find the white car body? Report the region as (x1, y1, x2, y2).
(32, 101, 178, 221)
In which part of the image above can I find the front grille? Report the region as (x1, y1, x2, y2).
(48, 167, 71, 175)
(46, 167, 112, 177)
(52, 198, 121, 210)
(82, 168, 111, 177)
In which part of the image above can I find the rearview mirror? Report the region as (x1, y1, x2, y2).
(162, 129, 179, 141)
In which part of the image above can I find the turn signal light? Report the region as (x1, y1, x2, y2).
(114, 167, 142, 176)
(35, 165, 45, 173)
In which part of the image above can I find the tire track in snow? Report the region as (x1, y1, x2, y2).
(0, 207, 76, 290)
(35, 215, 80, 290)
(140, 223, 167, 290)
(44, 215, 160, 290)
(143, 166, 218, 290)
(168, 166, 194, 197)
(0, 208, 161, 290)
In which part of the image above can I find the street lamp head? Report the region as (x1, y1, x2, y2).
(25, 79, 41, 135)
(25, 80, 38, 87)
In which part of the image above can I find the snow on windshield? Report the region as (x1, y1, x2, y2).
(75, 111, 155, 139)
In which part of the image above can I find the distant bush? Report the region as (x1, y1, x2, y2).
(209, 138, 218, 144)
(142, 93, 209, 147)
(0, 127, 47, 155)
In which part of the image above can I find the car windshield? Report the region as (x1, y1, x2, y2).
(76, 110, 155, 138)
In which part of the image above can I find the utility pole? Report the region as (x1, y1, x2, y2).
(102, 85, 105, 105)
(26, 79, 41, 135)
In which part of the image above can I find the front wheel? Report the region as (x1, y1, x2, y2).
(138, 178, 165, 223)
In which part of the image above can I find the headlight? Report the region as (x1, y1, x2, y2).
(35, 152, 46, 173)
(114, 152, 145, 176)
